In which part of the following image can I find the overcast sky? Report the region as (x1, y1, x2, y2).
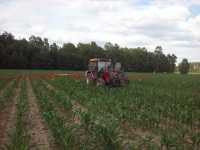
(0, 0, 200, 62)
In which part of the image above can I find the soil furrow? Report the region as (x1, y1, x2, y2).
(0, 78, 20, 148)
(27, 78, 55, 150)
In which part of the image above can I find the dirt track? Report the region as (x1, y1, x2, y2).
(27, 78, 55, 150)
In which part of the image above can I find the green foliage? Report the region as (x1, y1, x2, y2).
(0, 80, 17, 109)
(191, 132, 200, 149)
(31, 79, 75, 149)
(0, 80, 7, 90)
(47, 74, 200, 149)
(179, 58, 190, 74)
(42, 111, 74, 148)
(94, 124, 118, 150)
(0, 32, 177, 72)
(2, 72, 195, 149)
(7, 80, 29, 150)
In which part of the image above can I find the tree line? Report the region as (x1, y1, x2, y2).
(0, 31, 177, 72)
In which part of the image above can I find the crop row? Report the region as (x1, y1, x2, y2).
(41, 79, 123, 149)
(47, 77, 200, 128)
(0, 79, 17, 110)
(7, 79, 29, 150)
(33, 79, 114, 149)
(42, 79, 159, 149)
(45, 76, 200, 149)
(31, 79, 75, 149)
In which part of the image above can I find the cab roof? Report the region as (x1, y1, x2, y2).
(89, 58, 111, 62)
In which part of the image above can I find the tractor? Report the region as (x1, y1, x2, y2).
(85, 58, 129, 87)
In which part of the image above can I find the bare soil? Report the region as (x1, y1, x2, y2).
(119, 120, 161, 148)
(27, 78, 55, 150)
(0, 78, 20, 149)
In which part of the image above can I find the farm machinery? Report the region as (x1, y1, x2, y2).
(85, 58, 129, 87)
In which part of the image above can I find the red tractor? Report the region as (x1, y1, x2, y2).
(85, 58, 129, 87)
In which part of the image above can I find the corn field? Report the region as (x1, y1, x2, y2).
(0, 70, 199, 150)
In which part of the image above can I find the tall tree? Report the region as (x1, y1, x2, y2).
(0, 31, 178, 72)
(179, 58, 189, 74)
(50, 43, 59, 68)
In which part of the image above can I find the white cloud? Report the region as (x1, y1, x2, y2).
(0, 0, 200, 62)
(186, 15, 200, 39)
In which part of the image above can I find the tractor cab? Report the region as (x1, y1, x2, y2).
(88, 58, 112, 72)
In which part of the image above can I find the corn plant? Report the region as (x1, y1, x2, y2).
(45, 74, 200, 148)
(31, 79, 75, 149)
(6, 79, 29, 150)
(0, 80, 17, 109)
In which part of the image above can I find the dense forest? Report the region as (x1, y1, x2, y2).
(0, 32, 177, 72)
